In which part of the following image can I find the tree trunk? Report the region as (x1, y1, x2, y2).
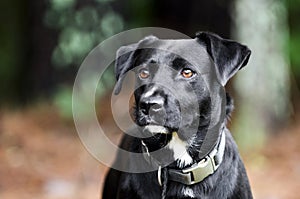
(231, 0, 290, 149)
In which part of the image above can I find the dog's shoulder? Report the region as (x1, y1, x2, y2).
(102, 131, 142, 199)
(214, 129, 253, 199)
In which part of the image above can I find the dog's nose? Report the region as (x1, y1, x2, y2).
(139, 97, 164, 115)
(139, 95, 167, 125)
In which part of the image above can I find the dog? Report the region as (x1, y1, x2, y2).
(103, 32, 253, 199)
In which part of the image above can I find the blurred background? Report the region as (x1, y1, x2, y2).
(1, 0, 300, 198)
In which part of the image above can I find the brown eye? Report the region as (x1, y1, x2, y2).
(181, 68, 195, 78)
(139, 69, 150, 79)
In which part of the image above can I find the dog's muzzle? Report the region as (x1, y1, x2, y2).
(143, 125, 170, 135)
(139, 94, 167, 125)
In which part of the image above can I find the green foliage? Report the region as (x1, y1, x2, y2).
(54, 86, 73, 118)
(0, 0, 27, 102)
(287, 0, 300, 11)
(287, 0, 300, 77)
(52, 27, 95, 66)
(54, 65, 115, 119)
(45, 0, 123, 68)
(101, 12, 124, 37)
(45, 0, 123, 118)
(127, 0, 153, 27)
(50, 0, 76, 11)
(290, 33, 300, 74)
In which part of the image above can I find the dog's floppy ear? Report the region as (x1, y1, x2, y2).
(114, 35, 158, 95)
(114, 44, 137, 95)
(196, 32, 251, 86)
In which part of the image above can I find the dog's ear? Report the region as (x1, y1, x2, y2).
(114, 44, 137, 95)
(196, 32, 251, 86)
(114, 35, 158, 95)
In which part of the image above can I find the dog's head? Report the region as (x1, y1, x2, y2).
(114, 32, 250, 158)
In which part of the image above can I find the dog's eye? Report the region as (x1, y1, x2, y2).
(139, 69, 150, 79)
(181, 68, 195, 78)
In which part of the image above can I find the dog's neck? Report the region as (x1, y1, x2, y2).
(167, 128, 226, 185)
(141, 127, 226, 185)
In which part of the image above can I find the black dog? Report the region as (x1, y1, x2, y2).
(103, 32, 253, 199)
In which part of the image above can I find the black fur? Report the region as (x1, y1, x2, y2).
(103, 32, 252, 199)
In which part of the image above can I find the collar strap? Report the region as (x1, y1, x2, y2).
(168, 129, 226, 185)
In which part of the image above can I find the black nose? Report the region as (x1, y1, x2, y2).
(139, 95, 166, 125)
(139, 97, 164, 115)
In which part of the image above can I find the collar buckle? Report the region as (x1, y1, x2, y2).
(181, 155, 216, 185)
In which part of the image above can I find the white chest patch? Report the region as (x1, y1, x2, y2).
(183, 187, 195, 198)
(168, 132, 193, 168)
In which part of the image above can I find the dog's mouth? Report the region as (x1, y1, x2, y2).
(142, 125, 170, 135)
(141, 125, 173, 151)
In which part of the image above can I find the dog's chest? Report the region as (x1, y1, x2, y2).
(182, 187, 195, 198)
(168, 132, 193, 168)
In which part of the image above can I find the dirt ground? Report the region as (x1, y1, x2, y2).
(0, 104, 300, 199)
